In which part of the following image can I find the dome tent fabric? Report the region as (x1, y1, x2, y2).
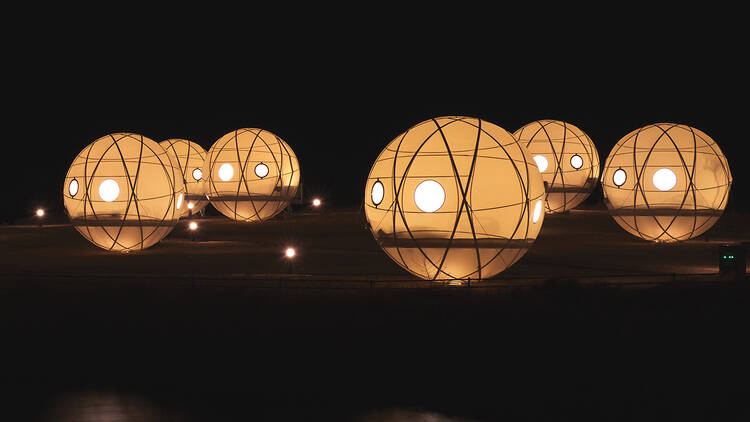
(514, 120, 600, 213)
(63, 133, 185, 251)
(205, 128, 300, 222)
(160, 138, 208, 217)
(364, 116, 546, 282)
(601, 123, 732, 242)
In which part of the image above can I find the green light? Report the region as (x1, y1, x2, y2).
(729, 255, 734, 259)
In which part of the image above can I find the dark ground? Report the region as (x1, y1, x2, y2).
(2, 208, 750, 421)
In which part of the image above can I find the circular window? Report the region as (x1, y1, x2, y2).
(653, 168, 677, 191)
(192, 168, 203, 181)
(533, 155, 548, 173)
(532, 199, 543, 223)
(613, 169, 627, 187)
(69, 179, 79, 197)
(371, 180, 384, 206)
(218, 163, 234, 181)
(255, 163, 269, 178)
(414, 180, 445, 213)
(99, 179, 120, 202)
(176, 193, 183, 209)
(570, 154, 583, 169)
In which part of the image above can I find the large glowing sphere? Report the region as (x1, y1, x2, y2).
(63, 133, 185, 251)
(364, 116, 546, 282)
(159, 139, 208, 217)
(206, 128, 300, 222)
(601, 123, 732, 242)
(514, 120, 600, 213)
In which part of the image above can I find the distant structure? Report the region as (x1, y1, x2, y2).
(160, 139, 208, 217)
(205, 128, 300, 222)
(63, 133, 185, 251)
(601, 123, 732, 242)
(364, 116, 546, 282)
(514, 120, 600, 213)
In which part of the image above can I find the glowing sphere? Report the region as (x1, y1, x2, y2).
(159, 139, 208, 217)
(364, 116, 546, 281)
(63, 133, 185, 251)
(601, 123, 732, 242)
(514, 120, 600, 213)
(205, 128, 300, 222)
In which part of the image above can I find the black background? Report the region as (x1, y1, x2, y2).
(5, 11, 747, 223)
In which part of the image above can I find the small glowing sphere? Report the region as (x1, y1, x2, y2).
(206, 128, 300, 222)
(187, 202, 194, 210)
(312, 198, 321, 207)
(63, 133, 185, 252)
(365, 116, 545, 282)
(601, 123, 732, 242)
(160, 139, 209, 217)
(36, 209, 45, 217)
(189, 221, 198, 230)
(285, 247, 296, 258)
(515, 120, 600, 213)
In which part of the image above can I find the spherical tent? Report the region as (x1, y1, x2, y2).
(159, 139, 208, 217)
(364, 116, 546, 282)
(601, 123, 732, 242)
(63, 133, 186, 252)
(205, 128, 300, 222)
(514, 120, 600, 213)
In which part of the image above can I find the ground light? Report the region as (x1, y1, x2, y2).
(188, 221, 198, 241)
(36, 208, 45, 227)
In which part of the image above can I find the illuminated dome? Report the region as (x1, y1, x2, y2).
(159, 139, 208, 217)
(514, 120, 600, 213)
(206, 128, 300, 222)
(364, 116, 546, 282)
(601, 123, 732, 242)
(63, 133, 185, 251)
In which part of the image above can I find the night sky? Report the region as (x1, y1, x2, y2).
(6, 20, 747, 224)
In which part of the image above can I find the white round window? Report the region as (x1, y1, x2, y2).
(613, 169, 627, 187)
(570, 154, 583, 169)
(255, 163, 269, 178)
(414, 180, 445, 213)
(533, 155, 548, 173)
(69, 179, 79, 197)
(218, 163, 234, 181)
(653, 168, 677, 191)
(99, 179, 120, 202)
(192, 168, 203, 181)
(371, 180, 384, 206)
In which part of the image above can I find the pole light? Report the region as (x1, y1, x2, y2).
(312, 198, 321, 207)
(285, 247, 296, 258)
